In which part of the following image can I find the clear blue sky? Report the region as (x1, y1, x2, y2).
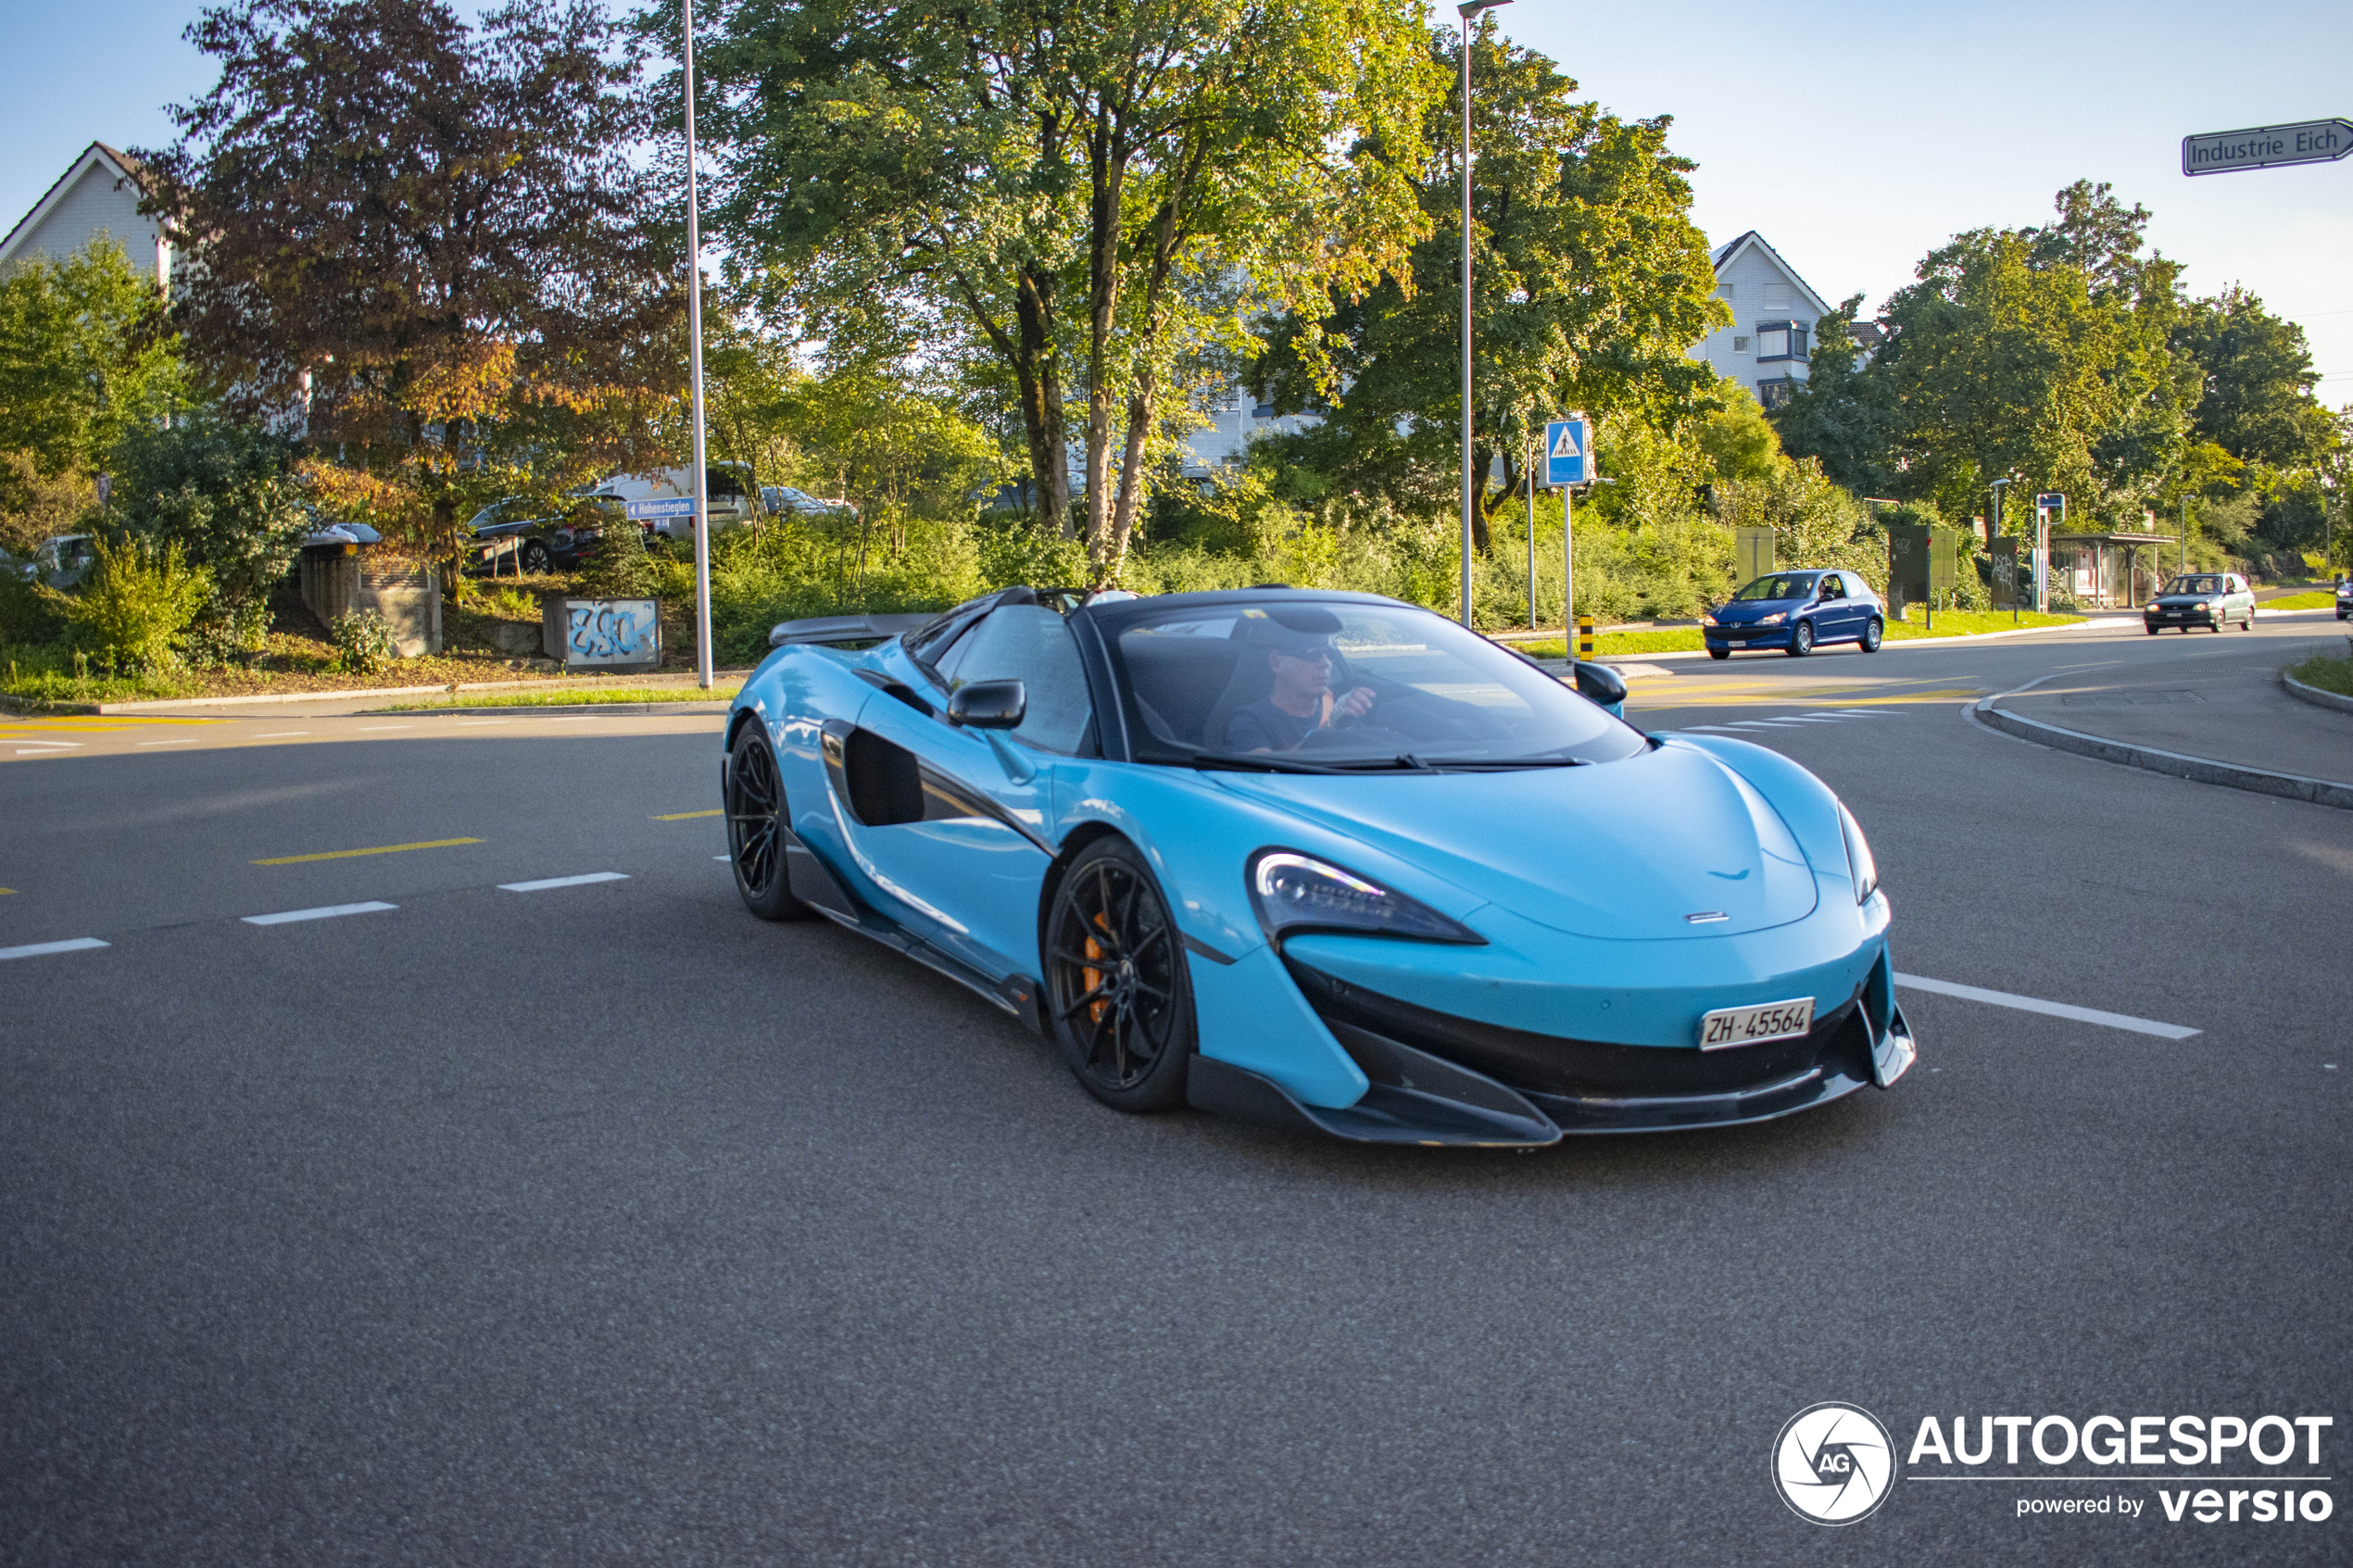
(6, 1, 2349, 394)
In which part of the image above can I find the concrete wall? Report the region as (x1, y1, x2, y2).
(298, 549, 443, 658)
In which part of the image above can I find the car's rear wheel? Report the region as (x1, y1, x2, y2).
(726, 726, 813, 921)
(1787, 620, 1815, 657)
(1860, 617, 1884, 652)
(1044, 839, 1194, 1112)
(1707, 646, 1730, 660)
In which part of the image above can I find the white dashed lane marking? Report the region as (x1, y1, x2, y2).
(1895, 973, 2199, 1039)
(241, 902, 399, 927)
(0, 937, 110, 961)
(498, 872, 630, 893)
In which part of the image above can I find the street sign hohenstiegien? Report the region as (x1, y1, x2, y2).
(2183, 119, 2353, 176)
(1543, 417, 1590, 486)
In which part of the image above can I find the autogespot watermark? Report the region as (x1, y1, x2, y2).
(1775, 1406, 2338, 1528)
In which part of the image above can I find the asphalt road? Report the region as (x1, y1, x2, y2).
(4, 619, 2348, 1565)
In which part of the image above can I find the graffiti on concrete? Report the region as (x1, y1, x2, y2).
(565, 599, 661, 666)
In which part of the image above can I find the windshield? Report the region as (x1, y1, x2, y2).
(2162, 576, 2224, 596)
(1732, 574, 1818, 601)
(1104, 598, 1649, 769)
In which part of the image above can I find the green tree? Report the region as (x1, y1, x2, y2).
(686, 0, 1439, 579)
(1768, 295, 1897, 498)
(2173, 286, 2338, 472)
(0, 239, 189, 515)
(33, 533, 212, 671)
(1252, 21, 1727, 548)
(104, 414, 311, 648)
(1818, 182, 2196, 531)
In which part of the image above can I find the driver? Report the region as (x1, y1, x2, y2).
(1223, 626, 1377, 752)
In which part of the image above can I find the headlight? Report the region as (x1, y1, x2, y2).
(1701, 612, 1718, 627)
(1249, 850, 1484, 945)
(1756, 611, 1786, 626)
(1837, 803, 1879, 906)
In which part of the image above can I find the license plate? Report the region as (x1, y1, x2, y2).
(1699, 997, 1815, 1050)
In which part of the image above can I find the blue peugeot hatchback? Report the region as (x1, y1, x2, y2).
(1703, 571, 1886, 659)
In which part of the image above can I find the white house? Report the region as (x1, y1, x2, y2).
(0, 142, 172, 289)
(1692, 231, 1831, 410)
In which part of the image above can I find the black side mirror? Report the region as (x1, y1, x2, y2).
(949, 679, 1026, 730)
(1571, 661, 1627, 708)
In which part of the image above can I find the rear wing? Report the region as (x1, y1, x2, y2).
(768, 612, 937, 650)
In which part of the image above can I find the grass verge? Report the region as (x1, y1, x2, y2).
(1513, 609, 2083, 659)
(2286, 652, 2353, 697)
(2262, 592, 2338, 610)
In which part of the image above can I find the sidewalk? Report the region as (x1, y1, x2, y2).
(1979, 628, 2353, 807)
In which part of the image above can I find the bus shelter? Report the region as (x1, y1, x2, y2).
(2049, 532, 2177, 608)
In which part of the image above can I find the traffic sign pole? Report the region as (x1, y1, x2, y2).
(683, 0, 713, 689)
(1541, 416, 1590, 643)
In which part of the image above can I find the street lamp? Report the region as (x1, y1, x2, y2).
(1457, 0, 1511, 628)
(682, 0, 714, 688)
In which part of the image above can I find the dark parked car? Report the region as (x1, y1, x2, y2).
(761, 484, 858, 522)
(466, 496, 632, 576)
(1703, 571, 1886, 659)
(2334, 577, 2349, 621)
(2144, 572, 2254, 633)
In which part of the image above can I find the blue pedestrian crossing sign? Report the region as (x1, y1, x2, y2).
(1543, 417, 1591, 486)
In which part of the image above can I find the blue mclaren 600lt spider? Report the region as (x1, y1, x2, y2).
(720, 586, 1915, 1148)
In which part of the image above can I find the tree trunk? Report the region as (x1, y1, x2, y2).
(1011, 265, 1072, 537)
(1080, 119, 1126, 567)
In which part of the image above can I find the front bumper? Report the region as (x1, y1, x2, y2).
(2145, 607, 2217, 625)
(1189, 947, 1916, 1148)
(1705, 623, 1793, 648)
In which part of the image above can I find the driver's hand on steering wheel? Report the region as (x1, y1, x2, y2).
(1332, 685, 1376, 722)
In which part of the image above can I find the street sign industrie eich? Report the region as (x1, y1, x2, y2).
(2182, 119, 2353, 176)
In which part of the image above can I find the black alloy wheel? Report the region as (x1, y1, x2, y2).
(521, 539, 553, 574)
(1787, 620, 1815, 657)
(1861, 617, 1884, 653)
(726, 726, 812, 921)
(1707, 646, 1731, 660)
(1044, 839, 1195, 1112)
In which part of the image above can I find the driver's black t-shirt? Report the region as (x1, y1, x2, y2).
(1224, 697, 1319, 753)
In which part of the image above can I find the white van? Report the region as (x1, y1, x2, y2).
(583, 463, 759, 541)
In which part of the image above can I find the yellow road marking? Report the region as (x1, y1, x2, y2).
(0, 888, 13, 895)
(652, 809, 723, 821)
(253, 836, 483, 866)
(1, 716, 217, 732)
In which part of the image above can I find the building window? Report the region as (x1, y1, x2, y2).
(1252, 403, 1277, 419)
(1717, 283, 1735, 302)
(1756, 377, 1799, 411)
(1754, 320, 1808, 362)
(1732, 335, 1751, 353)
(1763, 282, 1793, 312)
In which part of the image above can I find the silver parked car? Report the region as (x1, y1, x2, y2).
(2145, 572, 2255, 633)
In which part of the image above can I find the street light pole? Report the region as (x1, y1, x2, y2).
(683, 0, 713, 689)
(1456, 0, 1511, 628)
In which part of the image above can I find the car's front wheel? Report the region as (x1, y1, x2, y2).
(1707, 645, 1730, 660)
(520, 540, 553, 574)
(726, 726, 813, 922)
(1044, 838, 1194, 1112)
(1787, 620, 1815, 657)
(1860, 616, 1884, 652)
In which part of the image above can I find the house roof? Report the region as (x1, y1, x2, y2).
(1710, 230, 1833, 319)
(0, 142, 155, 269)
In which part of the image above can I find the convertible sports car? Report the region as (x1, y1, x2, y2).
(721, 587, 1915, 1148)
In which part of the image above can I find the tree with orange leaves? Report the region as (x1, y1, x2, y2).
(140, 0, 687, 566)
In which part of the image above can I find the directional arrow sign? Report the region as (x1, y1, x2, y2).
(2183, 119, 2353, 176)
(624, 496, 696, 521)
(1543, 416, 1590, 486)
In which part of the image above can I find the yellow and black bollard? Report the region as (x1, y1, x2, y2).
(1576, 614, 1594, 659)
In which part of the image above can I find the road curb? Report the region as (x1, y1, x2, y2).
(1977, 698, 2353, 810)
(361, 701, 733, 718)
(22, 671, 759, 716)
(2282, 672, 2353, 717)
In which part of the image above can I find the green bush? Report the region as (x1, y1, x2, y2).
(0, 568, 62, 644)
(33, 534, 211, 671)
(331, 608, 399, 674)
